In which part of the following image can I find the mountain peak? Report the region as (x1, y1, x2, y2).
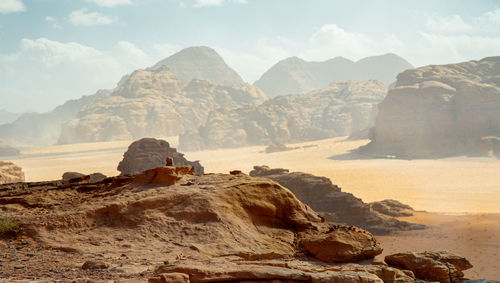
(153, 46, 245, 86)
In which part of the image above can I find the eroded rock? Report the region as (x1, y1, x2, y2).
(0, 161, 25, 184)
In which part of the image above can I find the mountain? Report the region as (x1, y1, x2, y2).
(358, 56, 500, 158)
(153, 46, 245, 86)
(0, 109, 21, 125)
(254, 53, 413, 97)
(179, 80, 387, 151)
(58, 66, 267, 144)
(0, 91, 108, 146)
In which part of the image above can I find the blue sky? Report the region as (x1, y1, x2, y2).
(1, 0, 499, 112)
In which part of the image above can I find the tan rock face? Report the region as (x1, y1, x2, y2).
(117, 138, 204, 175)
(58, 67, 267, 144)
(180, 80, 387, 151)
(249, 165, 425, 235)
(385, 251, 473, 283)
(363, 56, 500, 158)
(0, 161, 24, 184)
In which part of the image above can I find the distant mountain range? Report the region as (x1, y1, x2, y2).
(0, 46, 415, 147)
(254, 54, 413, 97)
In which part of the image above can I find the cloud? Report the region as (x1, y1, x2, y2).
(193, 0, 246, 7)
(84, 0, 132, 8)
(68, 8, 117, 26)
(0, 38, 163, 112)
(45, 16, 62, 29)
(0, 0, 25, 14)
(425, 14, 472, 33)
(485, 8, 500, 25)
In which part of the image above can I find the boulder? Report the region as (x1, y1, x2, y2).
(360, 56, 500, 158)
(249, 165, 425, 235)
(0, 161, 25, 184)
(62, 172, 107, 184)
(385, 251, 473, 283)
(117, 138, 204, 175)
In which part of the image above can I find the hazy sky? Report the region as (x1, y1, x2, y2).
(1, 0, 499, 112)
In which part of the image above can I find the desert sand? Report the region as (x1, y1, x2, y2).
(4, 136, 500, 279)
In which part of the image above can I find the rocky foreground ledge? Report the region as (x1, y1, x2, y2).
(0, 167, 473, 282)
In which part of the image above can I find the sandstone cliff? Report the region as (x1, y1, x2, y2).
(360, 56, 500, 158)
(180, 80, 387, 151)
(255, 53, 412, 97)
(0, 161, 24, 184)
(58, 66, 267, 144)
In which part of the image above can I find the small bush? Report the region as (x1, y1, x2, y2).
(0, 215, 21, 238)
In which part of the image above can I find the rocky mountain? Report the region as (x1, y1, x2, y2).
(153, 46, 245, 86)
(180, 80, 387, 151)
(0, 91, 108, 146)
(358, 56, 500, 158)
(254, 53, 413, 97)
(0, 140, 20, 157)
(0, 109, 21, 125)
(58, 66, 267, 144)
(249, 165, 425, 235)
(0, 165, 472, 282)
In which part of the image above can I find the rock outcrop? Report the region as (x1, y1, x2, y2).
(249, 165, 425, 235)
(254, 53, 412, 97)
(0, 90, 108, 146)
(153, 46, 245, 86)
(385, 251, 473, 283)
(0, 140, 20, 156)
(0, 166, 477, 282)
(117, 138, 204, 175)
(368, 199, 415, 217)
(59, 67, 267, 144)
(360, 56, 500, 158)
(0, 161, 24, 184)
(180, 80, 387, 151)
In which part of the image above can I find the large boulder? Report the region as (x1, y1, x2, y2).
(360, 56, 500, 158)
(180, 80, 387, 151)
(117, 138, 204, 175)
(249, 165, 425, 235)
(385, 251, 473, 283)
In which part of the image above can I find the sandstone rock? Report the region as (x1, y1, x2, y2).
(81, 260, 109, 270)
(265, 143, 299, 153)
(368, 199, 414, 217)
(300, 225, 382, 263)
(58, 65, 267, 145)
(385, 251, 473, 283)
(249, 165, 425, 235)
(117, 138, 204, 175)
(0, 161, 25, 184)
(361, 56, 500, 158)
(148, 273, 189, 283)
(62, 172, 86, 181)
(88, 173, 107, 183)
(0, 140, 20, 156)
(180, 80, 387, 151)
(254, 53, 412, 97)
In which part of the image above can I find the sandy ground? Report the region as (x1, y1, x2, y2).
(4, 136, 500, 279)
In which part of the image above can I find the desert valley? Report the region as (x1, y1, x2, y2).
(1, 1, 500, 282)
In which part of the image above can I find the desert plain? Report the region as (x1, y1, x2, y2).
(5, 136, 500, 279)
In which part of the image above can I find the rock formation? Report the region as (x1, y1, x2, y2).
(0, 90, 108, 146)
(0, 161, 24, 184)
(62, 172, 107, 184)
(153, 46, 245, 86)
(369, 199, 415, 217)
(117, 138, 204, 175)
(180, 80, 387, 151)
(249, 165, 425, 235)
(360, 56, 500, 158)
(264, 143, 299, 153)
(386, 251, 473, 283)
(254, 53, 413, 97)
(58, 67, 267, 144)
(0, 109, 20, 125)
(0, 140, 20, 156)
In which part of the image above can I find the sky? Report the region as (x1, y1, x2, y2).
(0, 0, 499, 113)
